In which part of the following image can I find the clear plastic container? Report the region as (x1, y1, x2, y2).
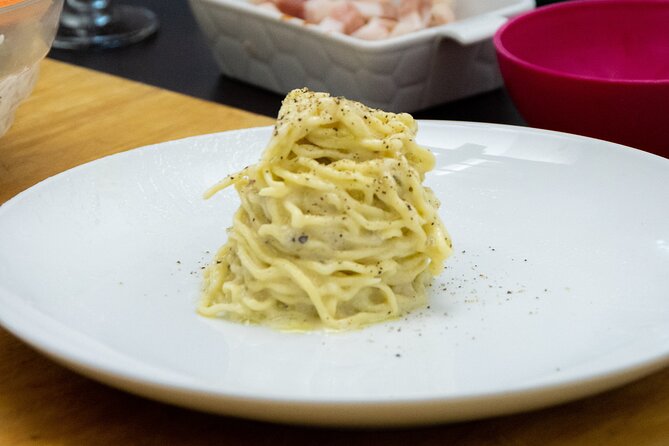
(0, 0, 64, 138)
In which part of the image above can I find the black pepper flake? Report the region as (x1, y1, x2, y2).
(298, 234, 309, 244)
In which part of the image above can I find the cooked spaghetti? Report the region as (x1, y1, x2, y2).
(199, 89, 452, 330)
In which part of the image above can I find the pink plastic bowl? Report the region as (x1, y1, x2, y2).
(494, 0, 669, 156)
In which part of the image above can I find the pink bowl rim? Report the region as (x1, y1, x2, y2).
(493, 0, 669, 86)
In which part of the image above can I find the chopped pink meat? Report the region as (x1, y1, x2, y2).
(304, 0, 339, 23)
(305, 1, 364, 34)
(255, 1, 281, 13)
(398, 0, 431, 21)
(276, 0, 307, 18)
(254, 0, 456, 40)
(351, 16, 393, 40)
(391, 10, 424, 36)
(318, 15, 346, 33)
(330, 1, 366, 34)
(430, 0, 456, 25)
(351, 1, 396, 20)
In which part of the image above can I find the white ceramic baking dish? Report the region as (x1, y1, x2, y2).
(189, 0, 535, 112)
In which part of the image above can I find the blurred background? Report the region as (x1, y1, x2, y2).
(48, 0, 568, 122)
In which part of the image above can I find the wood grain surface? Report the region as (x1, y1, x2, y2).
(0, 59, 272, 204)
(0, 59, 668, 445)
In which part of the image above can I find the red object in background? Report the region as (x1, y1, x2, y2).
(494, 0, 669, 157)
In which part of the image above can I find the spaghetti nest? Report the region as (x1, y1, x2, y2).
(199, 89, 452, 330)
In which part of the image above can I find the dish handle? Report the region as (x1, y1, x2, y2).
(440, 14, 508, 45)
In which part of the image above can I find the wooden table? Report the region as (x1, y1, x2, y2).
(1, 59, 668, 445)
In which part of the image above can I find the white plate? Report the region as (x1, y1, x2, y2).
(1, 122, 668, 427)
